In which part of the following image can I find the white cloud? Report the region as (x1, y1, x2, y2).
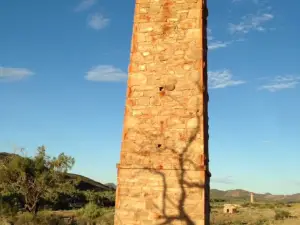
(229, 13, 274, 34)
(74, 0, 97, 12)
(208, 69, 245, 89)
(0, 66, 34, 81)
(259, 75, 300, 92)
(208, 41, 231, 50)
(232, 0, 260, 4)
(87, 13, 109, 30)
(207, 28, 231, 50)
(85, 65, 127, 82)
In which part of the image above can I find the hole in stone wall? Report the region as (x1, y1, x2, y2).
(159, 86, 166, 97)
(157, 144, 162, 148)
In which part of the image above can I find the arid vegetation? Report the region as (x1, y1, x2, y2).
(1, 148, 300, 225)
(0, 147, 115, 225)
(3, 197, 300, 224)
(210, 201, 300, 225)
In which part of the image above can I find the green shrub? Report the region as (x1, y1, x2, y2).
(0, 193, 20, 216)
(266, 203, 275, 209)
(14, 212, 34, 225)
(210, 198, 225, 203)
(274, 209, 291, 220)
(78, 203, 106, 221)
(83, 191, 115, 207)
(0, 201, 18, 217)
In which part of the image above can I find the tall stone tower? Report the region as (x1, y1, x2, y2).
(114, 0, 209, 225)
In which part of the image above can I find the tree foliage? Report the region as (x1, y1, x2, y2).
(0, 146, 75, 214)
(84, 190, 115, 207)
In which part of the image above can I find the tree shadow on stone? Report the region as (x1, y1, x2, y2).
(127, 80, 209, 225)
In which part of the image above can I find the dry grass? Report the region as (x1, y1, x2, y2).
(53, 203, 300, 224)
(2, 203, 300, 224)
(210, 202, 300, 225)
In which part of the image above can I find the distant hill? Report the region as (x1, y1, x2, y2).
(66, 173, 114, 192)
(0, 152, 19, 160)
(2, 152, 300, 203)
(0, 152, 113, 192)
(210, 189, 300, 203)
(105, 183, 117, 190)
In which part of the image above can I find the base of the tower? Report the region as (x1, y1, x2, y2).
(114, 166, 209, 225)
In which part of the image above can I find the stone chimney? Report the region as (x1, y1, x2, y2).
(113, 0, 210, 224)
(250, 192, 254, 203)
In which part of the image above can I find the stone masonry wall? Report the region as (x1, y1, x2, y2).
(114, 0, 209, 224)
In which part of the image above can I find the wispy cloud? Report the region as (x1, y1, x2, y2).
(211, 176, 234, 184)
(74, 0, 97, 12)
(232, 0, 260, 4)
(85, 65, 127, 82)
(208, 69, 245, 89)
(0, 66, 34, 81)
(259, 75, 300, 92)
(87, 13, 109, 30)
(208, 41, 231, 50)
(229, 12, 274, 34)
(207, 28, 231, 50)
(207, 28, 214, 41)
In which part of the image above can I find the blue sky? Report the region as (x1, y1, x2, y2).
(0, 0, 299, 195)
